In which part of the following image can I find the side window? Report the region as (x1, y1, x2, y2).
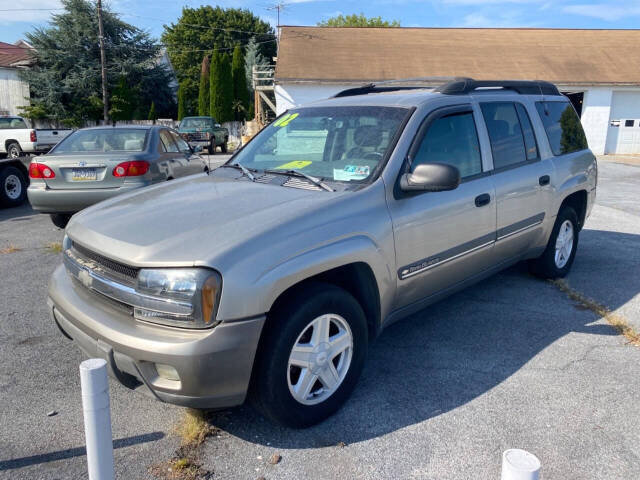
(160, 130, 179, 153)
(535, 101, 588, 155)
(411, 112, 482, 179)
(480, 102, 529, 169)
(515, 104, 539, 161)
(170, 130, 191, 153)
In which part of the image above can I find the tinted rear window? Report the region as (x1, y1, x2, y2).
(535, 102, 588, 155)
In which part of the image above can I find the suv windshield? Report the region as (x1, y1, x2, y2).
(231, 106, 409, 182)
(180, 118, 214, 128)
(52, 128, 148, 153)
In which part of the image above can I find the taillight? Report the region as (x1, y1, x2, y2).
(30, 130, 37, 142)
(113, 161, 149, 177)
(29, 162, 55, 179)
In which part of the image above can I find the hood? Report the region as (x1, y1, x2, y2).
(67, 174, 341, 268)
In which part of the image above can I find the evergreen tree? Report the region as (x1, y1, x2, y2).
(219, 53, 233, 123)
(232, 46, 249, 121)
(178, 82, 187, 121)
(209, 52, 222, 122)
(109, 76, 136, 122)
(148, 102, 157, 123)
(21, 0, 175, 126)
(198, 55, 210, 116)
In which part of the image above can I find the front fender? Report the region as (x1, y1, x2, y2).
(215, 234, 394, 322)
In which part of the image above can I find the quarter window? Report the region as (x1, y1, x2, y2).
(535, 101, 588, 155)
(411, 112, 482, 179)
(481, 102, 535, 169)
(160, 130, 179, 153)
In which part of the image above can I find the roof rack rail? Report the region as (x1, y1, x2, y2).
(332, 77, 455, 98)
(435, 77, 560, 96)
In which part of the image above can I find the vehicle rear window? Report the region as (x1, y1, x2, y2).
(52, 129, 147, 153)
(535, 101, 588, 155)
(0, 117, 27, 129)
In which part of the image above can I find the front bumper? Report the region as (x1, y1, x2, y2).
(27, 182, 147, 213)
(48, 264, 265, 408)
(187, 140, 211, 148)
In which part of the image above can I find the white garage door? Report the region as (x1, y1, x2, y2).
(605, 91, 640, 154)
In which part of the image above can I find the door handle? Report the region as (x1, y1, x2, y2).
(475, 193, 491, 207)
(539, 175, 550, 186)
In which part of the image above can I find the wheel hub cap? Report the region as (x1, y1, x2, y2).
(4, 174, 21, 200)
(287, 313, 353, 405)
(554, 220, 574, 269)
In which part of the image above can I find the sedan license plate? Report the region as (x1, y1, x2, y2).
(72, 168, 97, 181)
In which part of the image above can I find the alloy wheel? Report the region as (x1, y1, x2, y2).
(554, 219, 574, 268)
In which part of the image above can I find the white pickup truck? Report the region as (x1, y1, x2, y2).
(0, 116, 72, 158)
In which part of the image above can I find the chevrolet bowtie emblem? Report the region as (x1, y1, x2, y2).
(78, 269, 92, 289)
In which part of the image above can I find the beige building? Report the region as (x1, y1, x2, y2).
(275, 27, 640, 155)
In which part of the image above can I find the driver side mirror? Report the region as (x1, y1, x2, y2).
(214, 123, 221, 128)
(400, 163, 460, 192)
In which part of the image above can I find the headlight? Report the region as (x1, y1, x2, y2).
(62, 234, 72, 251)
(134, 268, 222, 329)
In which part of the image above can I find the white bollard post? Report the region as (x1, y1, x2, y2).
(80, 358, 115, 480)
(501, 449, 541, 480)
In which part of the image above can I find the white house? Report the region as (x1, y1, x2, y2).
(275, 27, 640, 155)
(0, 41, 33, 116)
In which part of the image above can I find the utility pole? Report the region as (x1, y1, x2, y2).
(267, 2, 286, 42)
(96, 0, 109, 123)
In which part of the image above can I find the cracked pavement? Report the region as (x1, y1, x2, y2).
(0, 158, 639, 479)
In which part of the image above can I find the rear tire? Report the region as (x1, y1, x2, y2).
(528, 206, 579, 279)
(50, 213, 71, 229)
(251, 282, 368, 428)
(6, 142, 22, 159)
(0, 166, 28, 207)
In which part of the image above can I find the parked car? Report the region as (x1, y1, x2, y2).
(28, 125, 207, 228)
(0, 116, 72, 158)
(178, 116, 229, 154)
(48, 79, 596, 428)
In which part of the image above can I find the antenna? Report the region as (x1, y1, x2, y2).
(267, 2, 286, 28)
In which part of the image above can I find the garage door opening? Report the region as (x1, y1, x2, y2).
(563, 92, 584, 117)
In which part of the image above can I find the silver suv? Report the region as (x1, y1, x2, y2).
(48, 79, 597, 428)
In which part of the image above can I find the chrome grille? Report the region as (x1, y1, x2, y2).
(71, 242, 139, 285)
(185, 132, 208, 141)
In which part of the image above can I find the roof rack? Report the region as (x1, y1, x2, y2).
(332, 77, 561, 98)
(435, 77, 560, 96)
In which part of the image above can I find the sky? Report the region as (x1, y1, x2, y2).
(1, 0, 639, 44)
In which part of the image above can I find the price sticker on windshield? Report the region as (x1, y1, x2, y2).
(273, 113, 299, 127)
(274, 160, 312, 170)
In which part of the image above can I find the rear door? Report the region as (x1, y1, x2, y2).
(159, 129, 187, 178)
(169, 130, 204, 176)
(478, 100, 553, 260)
(389, 104, 497, 309)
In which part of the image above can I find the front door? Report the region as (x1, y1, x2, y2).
(389, 105, 497, 310)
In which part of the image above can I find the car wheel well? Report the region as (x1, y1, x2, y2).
(5, 139, 19, 150)
(268, 262, 381, 341)
(559, 190, 587, 230)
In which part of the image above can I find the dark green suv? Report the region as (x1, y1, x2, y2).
(178, 116, 229, 154)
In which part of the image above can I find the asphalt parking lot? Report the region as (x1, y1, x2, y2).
(1, 157, 639, 479)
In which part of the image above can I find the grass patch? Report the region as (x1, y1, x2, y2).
(551, 279, 640, 346)
(148, 456, 209, 480)
(0, 244, 21, 254)
(44, 241, 62, 253)
(174, 409, 215, 448)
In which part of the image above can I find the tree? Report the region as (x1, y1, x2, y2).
(148, 102, 157, 123)
(210, 52, 233, 123)
(232, 46, 249, 121)
(162, 6, 275, 115)
(198, 56, 210, 116)
(318, 13, 400, 27)
(21, 0, 176, 126)
(109, 76, 136, 122)
(178, 81, 187, 121)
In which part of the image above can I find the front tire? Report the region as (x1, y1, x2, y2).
(50, 213, 71, 229)
(0, 166, 28, 207)
(207, 140, 215, 155)
(252, 282, 368, 428)
(528, 206, 579, 279)
(221, 140, 228, 153)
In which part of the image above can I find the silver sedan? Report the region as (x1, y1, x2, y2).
(27, 125, 207, 228)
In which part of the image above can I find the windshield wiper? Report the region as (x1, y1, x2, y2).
(265, 169, 334, 192)
(219, 163, 255, 182)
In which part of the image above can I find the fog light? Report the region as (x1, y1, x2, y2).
(155, 363, 180, 381)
